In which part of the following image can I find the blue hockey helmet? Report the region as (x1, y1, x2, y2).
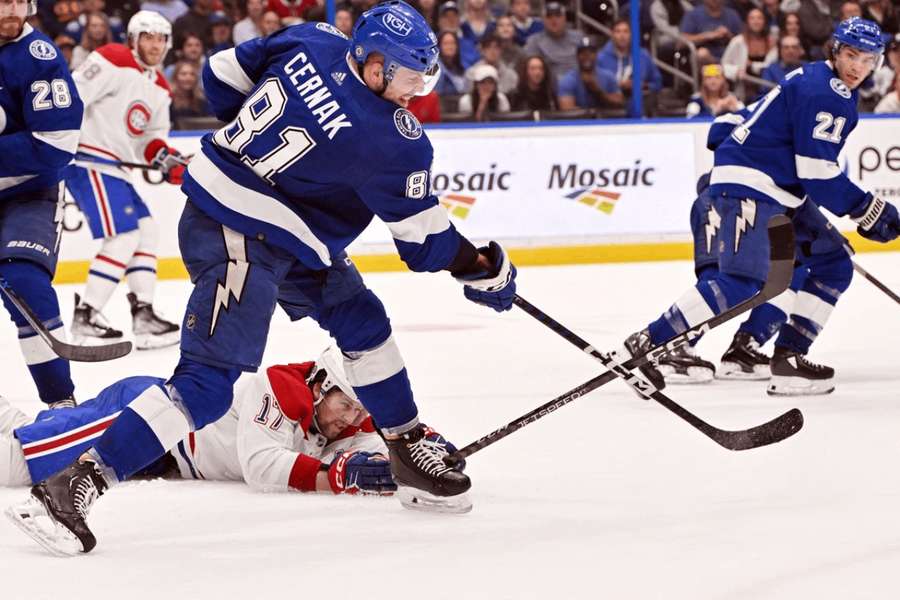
(351, 0, 440, 95)
(832, 17, 885, 67)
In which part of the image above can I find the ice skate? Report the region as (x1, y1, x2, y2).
(47, 396, 77, 410)
(717, 332, 771, 380)
(658, 344, 715, 384)
(128, 292, 179, 350)
(71, 293, 123, 346)
(386, 424, 472, 514)
(6, 458, 108, 556)
(767, 347, 835, 396)
(621, 328, 666, 392)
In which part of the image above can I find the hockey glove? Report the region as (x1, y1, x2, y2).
(850, 194, 899, 243)
(146, 139, 190, 185)
(327, 450, 396, 495)
(454, 241, 517, 312)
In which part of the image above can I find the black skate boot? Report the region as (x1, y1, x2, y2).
(128, 292, 179, 350)
(5, 459, 108, 556)
(71, 293, 123, 345)
(386, 424, 472, 514)
(718, 332, 771, 380)
(767, 347, 835, 396)
(622, 328, 666, 393)
(657, 344, 715, 384)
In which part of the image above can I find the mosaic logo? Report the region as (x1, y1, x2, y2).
(564, 188, 622, 214)
(439, 194, 476, 219)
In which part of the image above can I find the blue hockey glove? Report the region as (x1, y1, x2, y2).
(327, 450, 396, 495)
(454, 241, 517, 312)
(850, 194, 899, 243)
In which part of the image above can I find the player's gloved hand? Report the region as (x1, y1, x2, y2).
(327, 450, 396, 495)
(146, 139, 190, 185)
(850, 194, 899, 243)
(454, 241, 517, 312)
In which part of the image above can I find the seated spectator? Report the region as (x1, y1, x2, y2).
(721, 7, 776, 99)
(140, 0, 190, 25)
(509, 55, 558, 111)
(165, 33, 207, 84)
(458, 64, 511, 120)
(268, 0, 319, 25)
(260, 10, 283, 35)
(874, 73, 900, 113)
(509, 0, 543, 46)
(413, 0, 440, 31)
(66, 0, 125, 43)
(762, 0, 781, 36)
(495, 14, 525, 70)
(233, 0, 266, 45)
(686, 63, 743, 117)
(170, 61, 209, 123)
(209, 12, 235, 54)
(861, 0, 899, 35)
(460, 0, 496, 46)
(597, 19, 663, 117)
(794, 0, 832, 59)
(761, 34, 806, 84)
(70, 11, 111, 70)
(435, 30, 471, 95)
(466, 33, 518, 94)
(408, 90, 442, 122)
(523, 2, 582, 81)
(438, 2, 481, 66)
(174, 0, 216, 49)
(839, 1, 863, 20)
(334, 5, 355, 37)
(680, 0, 743, 62)
(872, 33, 900, 99)
(46, 0, 81, 38)
(558, 36, 625, 110)
(650, 0, 693, 48)
(54, 34, 76, 67)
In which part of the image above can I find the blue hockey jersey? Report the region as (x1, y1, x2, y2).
(709, 61, 866, 216)
(0, 25, 82, 200)
(182, 23, 463, 272)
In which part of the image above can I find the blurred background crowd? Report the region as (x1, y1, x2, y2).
(31, 0, 900, 126)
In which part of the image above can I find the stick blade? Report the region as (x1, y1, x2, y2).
(714, 408, 804, 451)
(54, 339, 133, 362)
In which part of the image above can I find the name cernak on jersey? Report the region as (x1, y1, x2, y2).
(283, 51, 352, 140)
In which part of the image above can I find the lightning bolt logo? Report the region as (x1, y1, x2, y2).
(733, 199, 756, 253)
(704, 205, 721, 254)
(209, 228, 250, 337)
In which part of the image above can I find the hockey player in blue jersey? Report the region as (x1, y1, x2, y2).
(623, 17, 898, 394)
(0, 0, 83, 408)
(11, 1, 517, 554)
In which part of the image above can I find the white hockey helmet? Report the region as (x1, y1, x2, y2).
(127, 10, 172, 54)
(309, 346, 367, 427)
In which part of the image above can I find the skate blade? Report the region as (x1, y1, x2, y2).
(397, 486, 472, 514)
(767, 375, 835, 396)
(134, 331, 180, 351)
(716, 362, 771, 381)
(4, 500, 83, 557)
(660, 366, 714, 384)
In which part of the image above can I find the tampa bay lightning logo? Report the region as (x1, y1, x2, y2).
(829, 78, 851, 99)
(393, 109, 422, 140)
(29, 40, 58, 61)
(382, 13, 412, 37)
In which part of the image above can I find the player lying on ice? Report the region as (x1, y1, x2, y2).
(622, 17, 899, 397)
(6, 0, 515, 556)
(2, 348, 400, 534)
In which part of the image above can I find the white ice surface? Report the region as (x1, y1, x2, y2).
(1, 254, 898, 600)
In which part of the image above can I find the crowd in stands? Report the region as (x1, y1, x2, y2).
(29, 0, 900, 126)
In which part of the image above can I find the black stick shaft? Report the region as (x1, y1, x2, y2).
(853, 261, 900, 305)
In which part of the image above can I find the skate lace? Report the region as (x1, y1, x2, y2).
(797, 355, 827, 371)
(408, 437, 452, 477)
(71, 474, 99, 520)
(744, 338, 769, 361)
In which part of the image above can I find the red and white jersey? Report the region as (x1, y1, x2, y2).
(172, 363, 386, 492)
(72, 44, 172, 181)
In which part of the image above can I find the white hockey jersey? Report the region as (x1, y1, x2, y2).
(171, 363, 386, 492)
(71, 43, 172, 180)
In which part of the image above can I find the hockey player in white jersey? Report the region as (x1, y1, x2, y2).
(66, 10, 185, 350)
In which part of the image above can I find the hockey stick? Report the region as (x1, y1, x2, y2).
(852, 261, 900, 305)
(0, 277, 132, 362)
(74, 153, 160, 171)
(447, 214, 798, 463)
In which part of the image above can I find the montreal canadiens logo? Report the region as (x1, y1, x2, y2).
(125, 101, 152, 136)
(829, 77, 851, 99)
(29, 40, 57, 61)
(393, 108, 422, 140)
(382, 13, 412, 36)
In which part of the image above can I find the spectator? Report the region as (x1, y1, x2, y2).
(686, 63, 743, 117)
(509, 0, 542, 46)
(460, 0, 496, 46)
(793, 0, 833, 59)
(48, 0, 82, 39)
(65, 0, 125, 43)
(334, 5, 355, 37)
(174, 0, 216, 49)
(650, 0, 693, 47)
(509, 54, 558, 111)
(871, 33, 900, 98)
(408, 90, 442, 122)
(495, 14, 525, 69)
(874, 73, 900, 113)
(165, 33, 206, 83)
(839, 1, 863, 19)
(209, 12, 234, 54)
(413, 0, 440, 31)
(70, 11, 112, 70)
(458, 63, 511, 120)
(761, 34, 806, 83)
(466, 33, 518, 94)
(233, 0, 266, 44)
(721, 8, 777, 84)
(861, 0, 899, 35)
(438, 2, 481, 66)
(140, 0, 190, 24)
(435, 30, 471, 95)
(762, 0, 781, 36)
(268, 0, 320, 25)
(260, 10, 282, 35)
(54, 34, 76, 67)
(523, 2, 582, 81)
(596, 19, 663, 117)
(170, 61, 209, 124)
(558, 36, 625, 110)
(680, 0, 743, 62)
